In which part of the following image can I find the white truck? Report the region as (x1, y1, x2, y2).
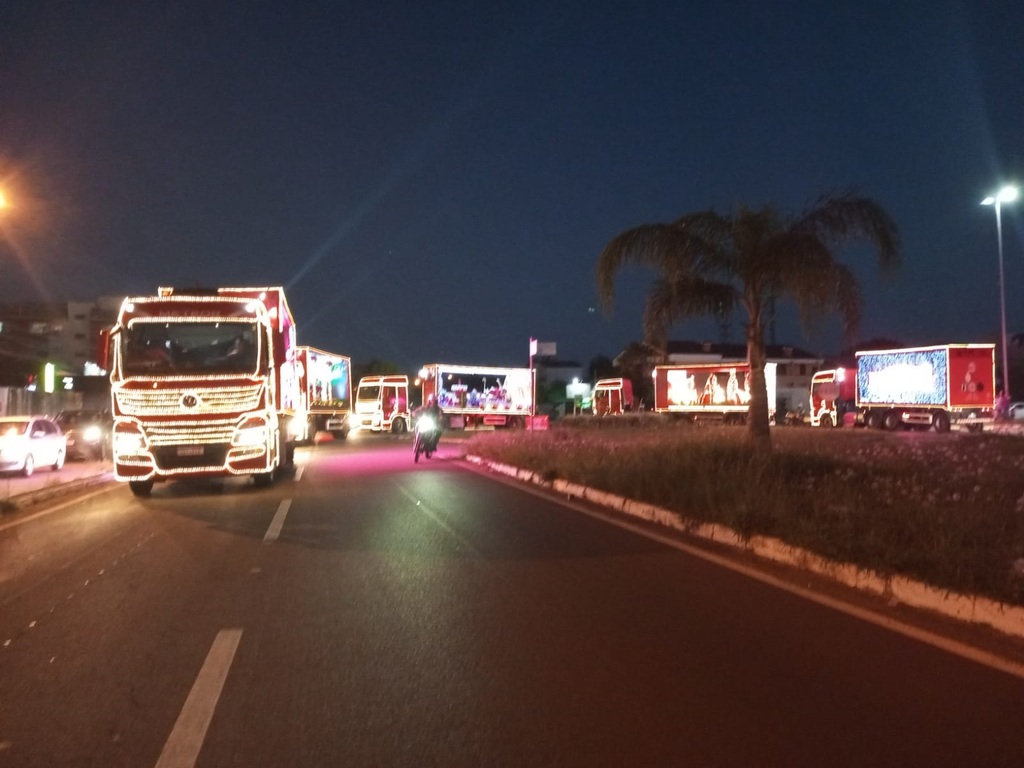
(353, 375, 411, 433)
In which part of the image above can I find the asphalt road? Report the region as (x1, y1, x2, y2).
(0, 435, 1022, 767)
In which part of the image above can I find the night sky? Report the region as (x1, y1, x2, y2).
(1, 1, 1022, 371)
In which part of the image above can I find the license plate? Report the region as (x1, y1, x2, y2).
(176, 445, 204, 456)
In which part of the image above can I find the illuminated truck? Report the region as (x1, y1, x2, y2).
(295, 346, 351, 441)
(354, 375, 410, 433)
(108, 286, 299, 496)
(653, 362, 777, 424)
(816, 344, 995, 432)
(809, 366, 857, 427)
(419, 363, 533, 429)
(592, 378, 634, 416)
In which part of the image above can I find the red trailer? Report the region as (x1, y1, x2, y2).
(853, 344, 995, 432)
(653, 362, 777, 424)
(295, 346, 351, 441)
(419, 363, 533, 429)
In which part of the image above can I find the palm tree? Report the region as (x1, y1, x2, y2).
(596, 190, 900, 448)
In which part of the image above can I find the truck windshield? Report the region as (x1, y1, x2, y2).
(356, 385, 381, 403)
(121, 321, 262, 376)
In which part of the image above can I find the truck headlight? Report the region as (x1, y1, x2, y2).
(114, 431, 146, 455)
(233, 423, 269, 447)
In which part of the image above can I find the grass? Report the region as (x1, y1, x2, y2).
(463, 420, 1024, 607)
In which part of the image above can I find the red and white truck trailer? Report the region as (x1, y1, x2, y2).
(108, 286, 299, 496)
(418, 363, 533, 429)
(354, 375, 411, 433)
(295, 346, 351, 441)
(653, 362, 778, 424)
(812, 343, 995, 432)
(592, 378, 634, 416)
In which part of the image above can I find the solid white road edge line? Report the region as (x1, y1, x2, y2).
(154, 628, 243, 768)
(263, 499, 292, 543)
(463, 457, 1024, 681)
(0, 486, 117, 533)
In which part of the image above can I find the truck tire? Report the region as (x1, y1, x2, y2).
(882, 411, 901, 431)
(818, 413, 834, 428)
(129, 479, 153, 497)
(865, 411, 882, 430)
(391, 418, 407, 435)
(933, 412, 951, 433)
(253, 470, 275, 487)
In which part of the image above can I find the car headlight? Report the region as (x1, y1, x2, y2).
(83, 425, 103, 443)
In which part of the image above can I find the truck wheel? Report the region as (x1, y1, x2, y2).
(933, 412, 951, 433)
(865, 411, 882, 430)
(253, 471, 275, 487)
(818, 413, 834, 428)
(882, 411, 901, 431)
(391, 418, 407, 435)
(129, 479, 153, 497)
(966, 423, 983, 434)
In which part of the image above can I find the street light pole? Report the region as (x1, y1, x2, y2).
(982, 185, 1019, 400)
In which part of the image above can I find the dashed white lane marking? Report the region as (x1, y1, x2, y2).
(295, 465, 305, 482)
(263, 499, 292, 543)
(155, 628, 242, 768)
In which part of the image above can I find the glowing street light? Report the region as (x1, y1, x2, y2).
(981, 184, 1019, 400)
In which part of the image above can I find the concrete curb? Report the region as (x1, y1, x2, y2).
(0, 471, 115, 514)
(466, 454, 1024, 640)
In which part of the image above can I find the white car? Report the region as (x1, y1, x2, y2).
(0, 416, 67, 477)
(1008, 402, 1024, 420)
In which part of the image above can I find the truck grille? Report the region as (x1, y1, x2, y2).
(152, 445, 231, 470)
(144, 419, 237, 446)
(116, 383, 263, 415)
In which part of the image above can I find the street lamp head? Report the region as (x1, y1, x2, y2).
(982, 185, 1019, 206)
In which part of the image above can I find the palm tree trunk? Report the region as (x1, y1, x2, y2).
(746, 323, 772, 450)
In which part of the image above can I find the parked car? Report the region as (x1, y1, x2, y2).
(1008, 402, 1024, 421)
(55, 409, 112, 461)
(0, 416, 67, 477)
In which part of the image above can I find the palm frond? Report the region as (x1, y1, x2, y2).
(641, 276, 738, 346)
(596, 224, 684, 312)
(795, 190, 901, 273)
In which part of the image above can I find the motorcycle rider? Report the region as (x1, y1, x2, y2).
(417, 395, 443, 452)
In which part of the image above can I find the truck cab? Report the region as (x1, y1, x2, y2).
(354, 375, 410, 433)
(592, 378, 634, 416)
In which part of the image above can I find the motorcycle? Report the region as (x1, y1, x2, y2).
(413, 414, 441, 463)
